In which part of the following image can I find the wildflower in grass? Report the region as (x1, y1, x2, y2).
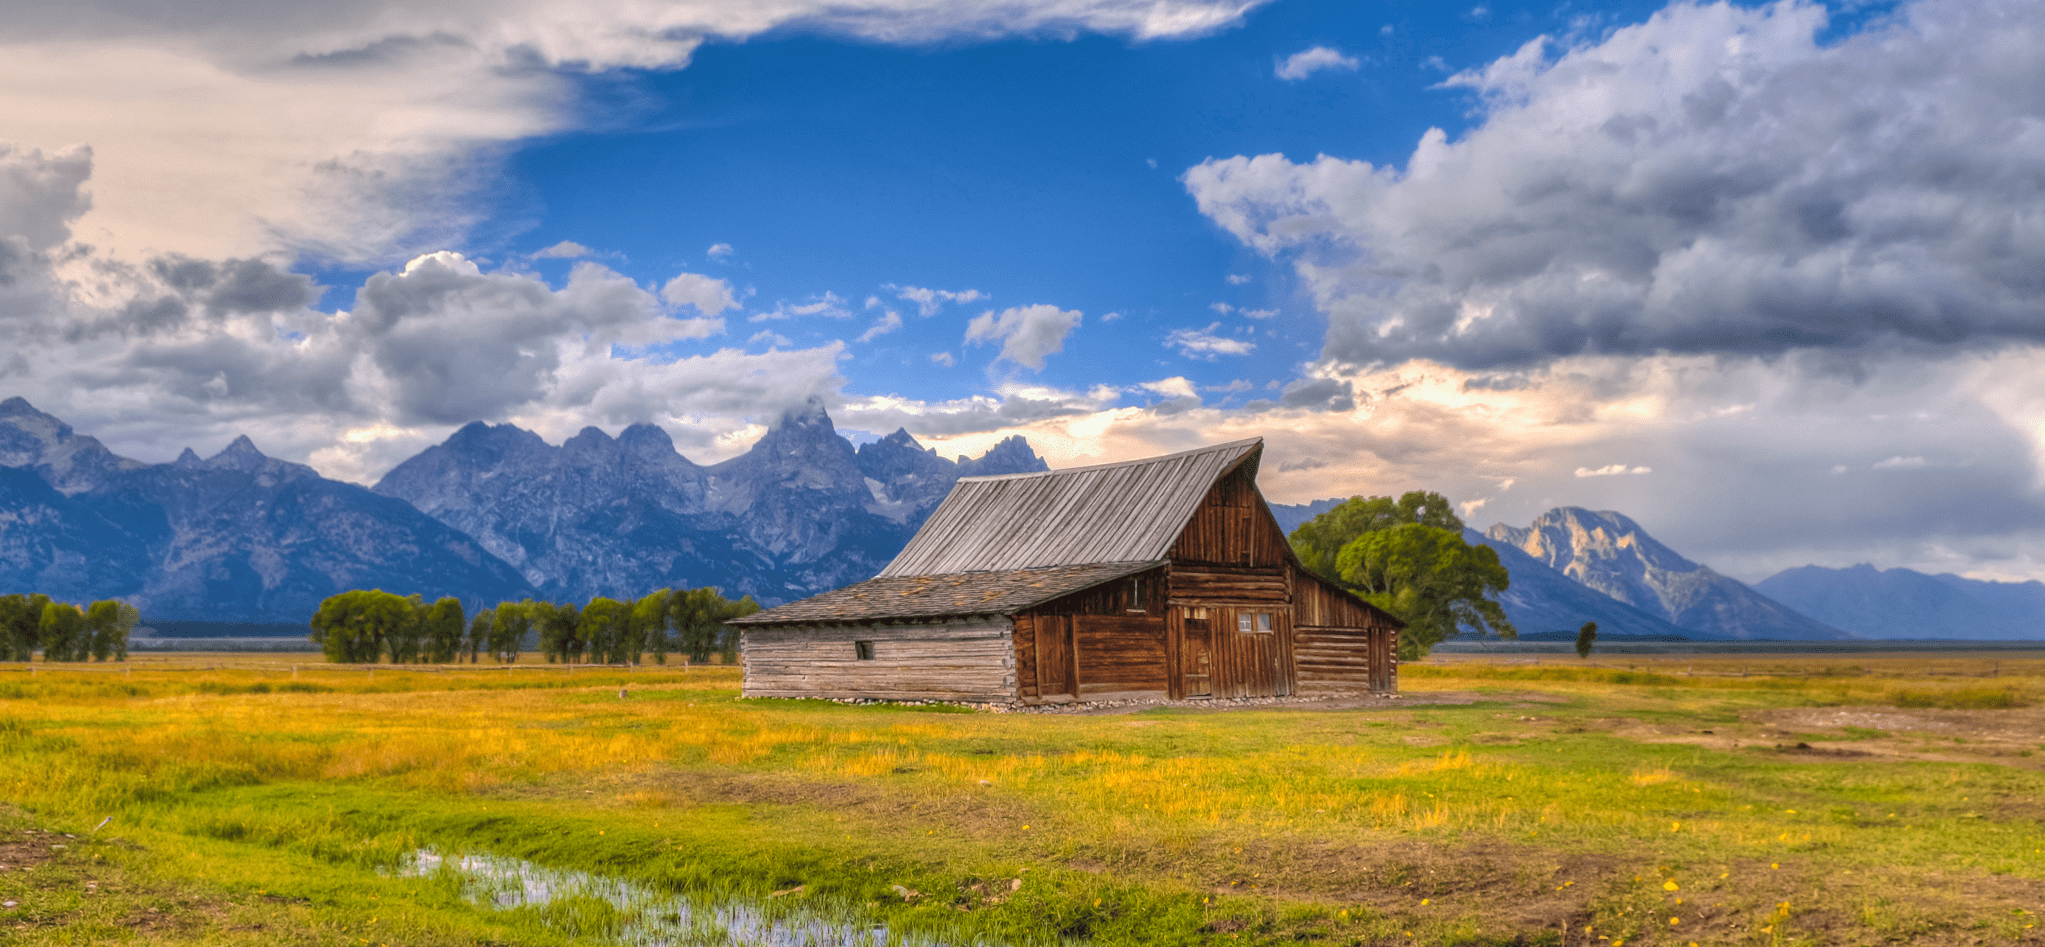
(1663, 880, 1678, 891)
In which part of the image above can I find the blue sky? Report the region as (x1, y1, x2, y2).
(1, 0, 2040, 582)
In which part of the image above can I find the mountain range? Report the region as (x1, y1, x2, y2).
(0, 397, 1045, 623)
(3, 395, 2040, 640)
(1754, 564, 2045, 640)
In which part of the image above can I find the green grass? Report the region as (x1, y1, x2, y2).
(2, 656, 2044, 945)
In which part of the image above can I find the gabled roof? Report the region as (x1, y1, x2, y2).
(877, 438, 1262, 578)
(730, 561, 1161, 627)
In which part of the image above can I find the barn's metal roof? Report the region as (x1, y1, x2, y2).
(876, 438, 1262, 578)
(729, 561, 1162, 626)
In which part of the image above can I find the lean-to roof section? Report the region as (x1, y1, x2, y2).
(878, 438, 1262, 577)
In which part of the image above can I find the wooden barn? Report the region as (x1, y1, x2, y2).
(730, 438, 1402, 704)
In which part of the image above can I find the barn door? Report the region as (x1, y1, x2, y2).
(1370, 627, 1394, 693)
(1036, 615, 1077, 700)
(1180, 608, 1213, 698)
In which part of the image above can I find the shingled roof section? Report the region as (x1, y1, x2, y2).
(730, 560, 1162, 626)
(877, 438, 1261, 578)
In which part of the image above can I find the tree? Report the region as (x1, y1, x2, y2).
(1, 594, 51, 661)
(1575, 621, 1598, 659)
(488, 602, 532, 664)
(580, 597, 631, 665)
(465, 607, 493, 664)
(534, 601, 582, 664)
(633, 590, 672, 665)
(1291, 492, 1465, 580)
(1291, 492, 1515, 660)
(38, 601, 86, 662)
(423, 597, 466, 663)
(668, 587, 759, 663)
(309, 590, 418, 663)
(84, 600, 137, 662)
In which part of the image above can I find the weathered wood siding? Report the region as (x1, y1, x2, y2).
(1291, 567, 1398, 693)
(1168, 464, 1291, 568)
(741, 618, 1016, 702)
(1074, 614, 1168, 697)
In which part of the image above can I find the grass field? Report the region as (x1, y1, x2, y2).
(2, 652, 2043, 946)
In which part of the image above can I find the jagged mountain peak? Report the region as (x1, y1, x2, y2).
(619, 422, 675, 450)
(174, 447, 202, 466)
(0, 397, 145, 493)
(563, 426, 616, 452)
(1487, 507, 1850, 640)
(1489, 506, 1699, 575)
(959, 434, 1047, 477)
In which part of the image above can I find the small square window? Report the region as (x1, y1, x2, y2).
(1238, 613, 1274, 634)
(854, 640, 875, 660)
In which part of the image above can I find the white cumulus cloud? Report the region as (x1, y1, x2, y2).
(1189, 0, 2045, 370)
(660, 271, 738, 316)
(1167, 323, 1255, 359)
(1275, 46, 1360, 81)
(964, 304, 1081, 370)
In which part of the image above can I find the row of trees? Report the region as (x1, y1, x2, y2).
(308, 587, 758, 665)
(0, 594, 140, 662)
(1289, 491, 1516, 660)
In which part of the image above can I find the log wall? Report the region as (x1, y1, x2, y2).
(741, 618, 1016, 702)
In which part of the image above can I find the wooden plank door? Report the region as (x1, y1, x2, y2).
(1181, 609, 1213, 698)
(1036, 615, 1077, 699)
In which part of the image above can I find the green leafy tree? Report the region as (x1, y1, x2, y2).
(381, 594, 429, 663)
(84, 600, 137, 662)
(309, 589, 417, 663)
(1, 594, 51, 661)
(488, 602, 532, 663)
(1292, 492, 1515, 660)
(668, 587, 759, 663)
(580, 597, 631, 665)
(1575, 621, 1598, 659)
(423, 597, 466, 663)
(465, 607, 493, 663)
(633, 590, 672, 665)
(535, 601, 582, 664)
(38, 601, 86, 662)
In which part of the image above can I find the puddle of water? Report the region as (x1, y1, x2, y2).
(397, 849, 961, 947)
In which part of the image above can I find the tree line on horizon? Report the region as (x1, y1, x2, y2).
(308, 587, 759, 666)
(1, 594, 140, 662)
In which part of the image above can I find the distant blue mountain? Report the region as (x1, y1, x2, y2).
(1754, 564, 2045, 640)
(374, 399, 1048, 607)
(1486, 508, 1851, 640)
(0, 397, 536, 622)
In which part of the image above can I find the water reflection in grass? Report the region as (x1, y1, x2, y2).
(400, 849, 946, 946)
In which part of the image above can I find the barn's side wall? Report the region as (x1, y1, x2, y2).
(741, 617, 1016, 702)
(1291, 566, 1399, 694)
(1018, 566, 1169, 703)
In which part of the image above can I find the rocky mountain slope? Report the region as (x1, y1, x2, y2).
(0, 398, 536, 622)
(373, 398, 1048, 606)
(1755, 564, 2045, 640)
(1486, 507, 1850, 640)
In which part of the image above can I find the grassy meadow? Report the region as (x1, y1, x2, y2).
(2, 653, 2043, 946)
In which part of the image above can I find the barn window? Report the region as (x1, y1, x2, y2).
(1237, 612, 1273, 634)
(854, 640, 875, 660)
(1125, 576, 1146, 613)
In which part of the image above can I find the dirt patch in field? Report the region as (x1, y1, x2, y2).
(1611, 706, 2045, 769)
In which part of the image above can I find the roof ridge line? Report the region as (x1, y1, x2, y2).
(956, 436, 1264, 483)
